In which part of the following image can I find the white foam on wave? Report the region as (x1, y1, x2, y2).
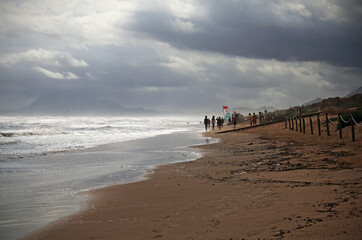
(0, 116, 202, 160)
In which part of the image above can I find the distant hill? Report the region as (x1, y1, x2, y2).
(274, 94, 362, 118)
(303, 98, 323, 106)
(345, 86, 362, 98)
(301, 87, 362, 107)
(0, 92, 157, 116)
(316, 94, 362, 111)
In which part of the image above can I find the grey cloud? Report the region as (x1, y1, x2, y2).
(0, 49, 88, 67)
(32, 66, 79, 80)
(127, 1, 362, 68)
(1, 1, 361, 114)
(77, 45, 199, 88)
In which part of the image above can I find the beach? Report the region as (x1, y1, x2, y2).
(24, 121, 362, 239)
(0, 116, 209, 240)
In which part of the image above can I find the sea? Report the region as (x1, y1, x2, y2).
(0, 116, 215, 240)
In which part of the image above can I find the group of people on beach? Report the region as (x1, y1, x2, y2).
(203, 109, 276, 131)
(204, 116, 224, 131)
(248, 111, 268, 126)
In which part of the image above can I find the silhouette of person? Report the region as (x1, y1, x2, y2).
(232, 114, 237, 129)
(212, 116, 215, 130)
(204, 116, 208, 131)
(253, 113, 257, 125)
(217, 117, 222, 130)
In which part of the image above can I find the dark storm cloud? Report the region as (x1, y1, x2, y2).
(1, 1, 361, 113)
(127, 1, 362, 68)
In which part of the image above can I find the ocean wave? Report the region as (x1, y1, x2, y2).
(0, 140, 21, 146)
(0, 131, 67, 137)
(0, 144, 88, 162)
(0, 116, 202, 160)
(0, 152, 49, 162)
(0, 132, 15, 137)
(0, 167, 29, 174)
(69, 125, 115, 131)
(48, 145, 86, 154)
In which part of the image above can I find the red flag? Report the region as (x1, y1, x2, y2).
(223, 106, 228, 114)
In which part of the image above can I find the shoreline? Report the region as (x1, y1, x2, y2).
(24, 121, 361, 239)
(21, 129, 214, 240)
(2, 129, 209, 240)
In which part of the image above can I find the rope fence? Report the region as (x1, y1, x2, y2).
(285, 112, 360, 141)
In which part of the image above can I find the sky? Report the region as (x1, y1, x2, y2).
(0, 0, 361, 114)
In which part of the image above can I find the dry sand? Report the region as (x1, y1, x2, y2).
(24, 120, 362, 240)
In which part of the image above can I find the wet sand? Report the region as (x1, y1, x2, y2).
(25, 121, 362, 239)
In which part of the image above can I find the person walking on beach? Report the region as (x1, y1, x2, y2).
(232, 114, 237, 129)
(259, 112, 263, 124)
(211, 116, 215, 130)
(249, 113, 252, 126)
(217, 117, 222, 130)
(264, 110, 268, 122)
(204, 116, 208, 131)
(253, 113, 257, 125)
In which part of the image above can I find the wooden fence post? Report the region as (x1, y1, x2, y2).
(310, 117, 313, 135)
(295, 117, 298, 132)
(285, 117, 287, 129)
(299, 117, 302, 133)
(303, 117, 306, 134)
(351, 114, 355, 142)
(338, 113, 342, 139)
(326, 113, 330, 136)
(291, 117, 294, 130)
(317, 113, 321, 136)
(288, 117, 291, 130)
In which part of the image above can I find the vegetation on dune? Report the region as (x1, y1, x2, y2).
(337, 107, 362, 129)
(274, 94, 362, 119)
(274, 107, 297, 120)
